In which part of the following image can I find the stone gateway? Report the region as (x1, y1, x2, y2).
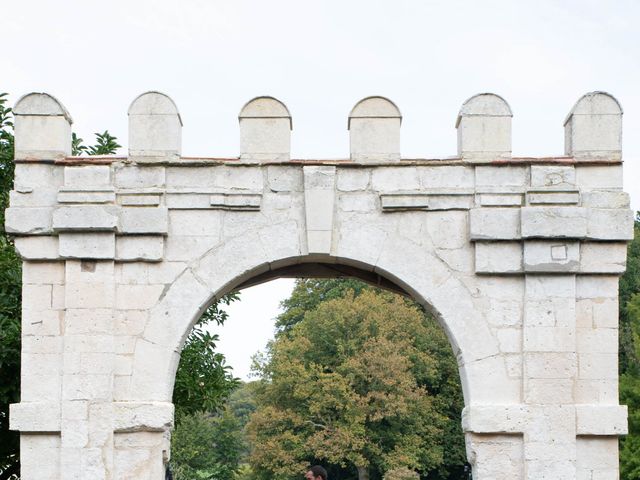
(6, 91, 633, 479)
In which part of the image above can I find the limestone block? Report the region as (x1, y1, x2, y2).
(22, 261, 64, 284)
(20, 433, 61, 479)
(586, 208, 634, 240)
(10, 402, 61, 431)
(582, 190, 629, 208)
(580, 242, 627, 274)
(418, 166, 474, 189)
(426, 210, 469, 248)
(465, 433, 523, 480)
(381, 193, 473, 211)
(116, 236, 164, 262)
(65, 309, 114, 335)
(10, 188, 59, 207)
(530, 165, 576, 189)
(339, 193, 377, 212)
(576, 437, 619, 480)
(210, 192, 262, 211)
(476, 166, 526, 188)
(577, 328, 618, 354)
(263, 165, 302, 193)
(22, 309, 62, 336)
(120, 194, 161, 206)
(575, 405, 628, 435)
(496, 328, 522, 353)
(576, 275, 618, 300)
(564, 92, 622, 159)
(53, 205, 118, 231)
(523, 240, 579, 272)
(520, 206, 587, 238)
(59, 233, 115, 259)
(113, 402, 174, 432)
(119, 207, 168, 234)
(457, 93, 512, 160)
(336, 168, 371, 192)
(478, 193, 523, 207)
(349, 97, 401, 162)
(114, 165, 165, 189)
(575, 165, 623, 189)
(62, 374, 112, 400)
(475, 242, 523, 274)
(116, 284, 164, 310)
(14, 163, 64, 189)
(575, 379, 619, 405)
(461, 405, 529, 433)
(524, 326, 575, 352)
(239, 97, 292, 162)
(5, 207, 53, 234)
(578, 353, 618, 379)
(304, 166, 336, 254)
(64, 166, 111, 187)
(168, 210, 223, 237)
(469, 208, 520, 240)
(164, 235, 217, 261)
(21, 373, 62, 402)
(524, 352, 577, 379)
(57, 190, 116, 204)
(14, 92, 72, 160)
(371, 167, 420, 191)
(128, 91, 182, 160)
(526, 191, 580, 205)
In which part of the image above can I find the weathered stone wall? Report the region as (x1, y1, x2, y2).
(6, 91, 633, 479)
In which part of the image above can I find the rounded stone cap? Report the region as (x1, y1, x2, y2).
(239, 96, 292, 128)
(456, 93, 512, 126)
(348, 96, 402, 128)
(14, 92, 73, 123)
(564, 91, 623, 125)
(128, 91, 183, 125)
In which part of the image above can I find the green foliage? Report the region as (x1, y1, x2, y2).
(0, 93, 20, 480)
(621, 213, 640, 375)
(249, 282, 466, 480)
(275, 279, 373, 335)
(72, 130, 121, 156)
(621, 214, 640, 480)
(173, 293, 241, 419)
(170, 409, 244, 480)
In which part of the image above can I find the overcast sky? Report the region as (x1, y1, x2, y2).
(5, 0, 640, 379)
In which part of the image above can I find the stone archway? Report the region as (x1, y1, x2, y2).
(6, 91, 632, 479)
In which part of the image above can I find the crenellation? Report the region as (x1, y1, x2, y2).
(6, 90, 633, 479)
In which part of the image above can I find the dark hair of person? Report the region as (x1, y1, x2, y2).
(309, 465, 328, 480)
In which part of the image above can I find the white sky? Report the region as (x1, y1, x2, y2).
(4, 0, 640, 379)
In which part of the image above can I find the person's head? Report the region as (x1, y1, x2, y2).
(305, 466, 328, 480)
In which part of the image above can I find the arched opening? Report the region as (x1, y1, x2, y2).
(167, 256, 471, 480)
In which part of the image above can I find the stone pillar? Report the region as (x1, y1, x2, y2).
(348, 96, 401, 162)
(564, 91, 622, 160)
(456, 93, 512, 160)
(239, 96, 292, 162)
(8, 93, 72, 480)
(128, 91, 182, 161)
(14, 92, 72, 160)
(522, 274, 577, 479)
(60, 260, 116, 479)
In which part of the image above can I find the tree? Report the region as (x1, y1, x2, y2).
(248, 286, 466, 480)
(170, 408, 245, 480)
(0, 93, 20, 480)
(620, 213, 640, 480)
(173, 293, 241, 418)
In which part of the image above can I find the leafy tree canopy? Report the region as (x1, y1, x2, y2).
(249, 284, 466, 480)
